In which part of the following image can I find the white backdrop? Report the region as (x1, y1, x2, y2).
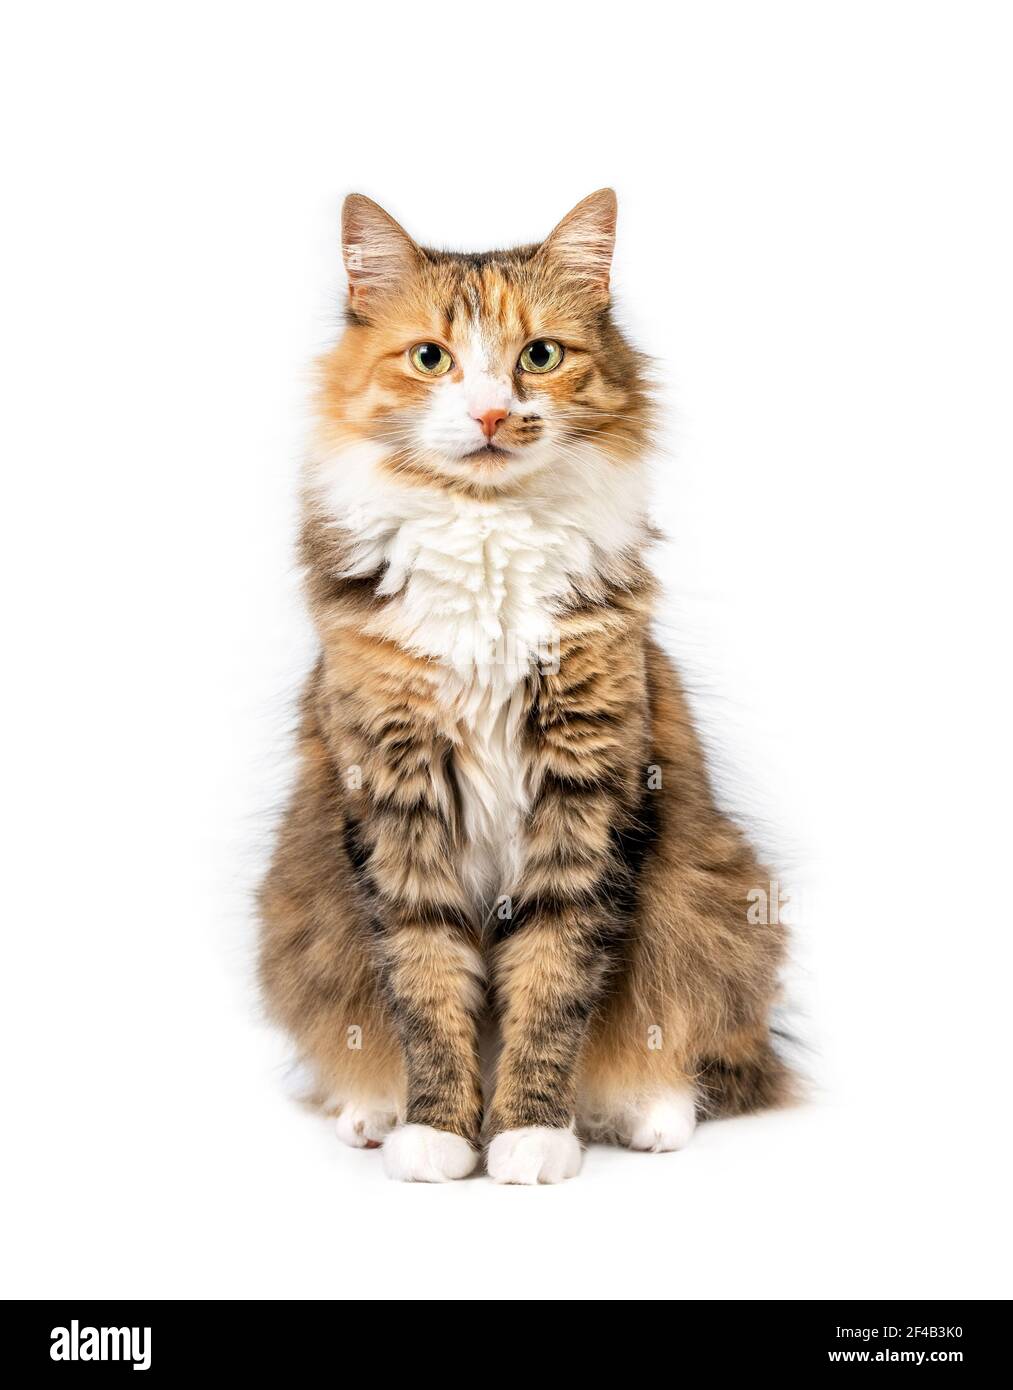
(2, 1, 1011, 1299)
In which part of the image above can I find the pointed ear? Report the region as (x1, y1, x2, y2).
(537, 188, 617, 301)
(341, 194, 421, 308)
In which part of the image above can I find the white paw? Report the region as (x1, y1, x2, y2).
(335, 1101, 397, 1150)
(487, 1126, 582, 1185)
(382, 1124, 478, 1182)
(625, 1089, 698, 1153)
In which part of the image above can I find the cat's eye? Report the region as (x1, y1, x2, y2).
(519, 339, 563, 373)
(409, 342, 453, 376)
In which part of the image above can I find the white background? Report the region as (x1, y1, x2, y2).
(2, 1, 1011, 1300)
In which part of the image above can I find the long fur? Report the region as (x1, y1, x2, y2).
(258, 190, 793, 1180)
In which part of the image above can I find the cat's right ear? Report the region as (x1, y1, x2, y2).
(341, 195, 420, 309)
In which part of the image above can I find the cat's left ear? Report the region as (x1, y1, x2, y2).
(536, 188, 617, 302)
(341, 194, 421, 309)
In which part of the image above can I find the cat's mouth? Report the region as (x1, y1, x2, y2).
(466, 444, 512, 461)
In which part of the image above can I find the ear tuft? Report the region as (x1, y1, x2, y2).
(341, 194, 420, 306)
(537, 188, 617, 300)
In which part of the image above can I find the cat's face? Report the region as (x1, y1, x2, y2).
(317, 191, 651, 490)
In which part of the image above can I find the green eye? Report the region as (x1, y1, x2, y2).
(409, 342, 453, 376)
(519, 339, 563, 373)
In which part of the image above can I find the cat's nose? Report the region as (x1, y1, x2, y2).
(473, 408, 508, 440)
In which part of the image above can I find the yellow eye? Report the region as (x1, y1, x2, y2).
(409, 343, 453, 376)
(519, 339, 563, 373)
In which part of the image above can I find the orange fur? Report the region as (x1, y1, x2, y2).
(258, 191, 793, 1180)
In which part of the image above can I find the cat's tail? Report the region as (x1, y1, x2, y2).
(695, 1025, 803, 1118)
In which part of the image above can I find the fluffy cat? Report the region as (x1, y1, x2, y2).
(258, 190, 791, 1183)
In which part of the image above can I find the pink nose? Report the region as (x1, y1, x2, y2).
(473, 408, 508, 440)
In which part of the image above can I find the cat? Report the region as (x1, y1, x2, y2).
(258, 190, 792, 1183)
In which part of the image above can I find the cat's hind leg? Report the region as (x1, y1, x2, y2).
(335, 1098, 399, 1150)
(609, 1088, 698, 1153)
(577, 1009, 793, 1151)
(577, 1069, 699, 1153)
(575, 986, 700, 1154)
(257, 691, 408, 1158)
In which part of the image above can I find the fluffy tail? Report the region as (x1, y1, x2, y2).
(695, 1028, 801, 1118)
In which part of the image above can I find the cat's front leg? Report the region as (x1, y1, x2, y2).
(485, 778, 626, 1184)
(347, 712, 485, 1182)
(484, 622, 647, 1183)
(485, 906, 604, 1184)
(376, 907, 485, 1182)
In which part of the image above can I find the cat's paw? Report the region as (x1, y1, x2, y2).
(382, 1124, 478, 1182)
(335, 1101, 397, 1150)
(624, 1089, 698, 1153)
(487, 1126, 582, 1184)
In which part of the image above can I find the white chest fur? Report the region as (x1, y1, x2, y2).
(363, 489, 581, 905)
(375, 496, 580, 709)
(314, 443, 646, 907)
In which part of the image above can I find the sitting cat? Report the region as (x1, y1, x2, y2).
(259, 190, 792, 1183)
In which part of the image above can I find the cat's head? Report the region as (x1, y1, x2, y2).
(316, 190, 652, 491)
